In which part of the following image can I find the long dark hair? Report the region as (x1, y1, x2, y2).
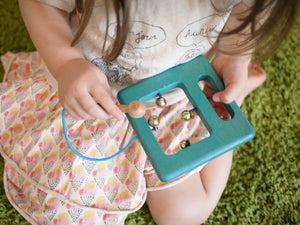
(71, 0, 130, 62)
(214, 0, 299, 62)
(71, 0, 299, 63)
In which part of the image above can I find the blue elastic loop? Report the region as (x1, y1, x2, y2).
(62, 109, 137, 161)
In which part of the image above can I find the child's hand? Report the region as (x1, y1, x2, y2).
(211, 53, 251, 104)
(202, 82, 232, 121)
(55, 58, 123, 120)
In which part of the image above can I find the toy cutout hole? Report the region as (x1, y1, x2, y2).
(143, 81, 233, 156)
(144, 86, 211, 156)
(201, 80, 233, 121)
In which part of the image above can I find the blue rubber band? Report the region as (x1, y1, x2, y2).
(62, 109, 137, 161)
(157, 93, 163, 98)
(189, 107, 197, 113)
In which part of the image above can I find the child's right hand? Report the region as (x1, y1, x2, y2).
(55, 58, 124, 120)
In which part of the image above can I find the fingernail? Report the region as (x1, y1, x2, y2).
(213, 95, 220, 102)
(116, 112, 123, 120)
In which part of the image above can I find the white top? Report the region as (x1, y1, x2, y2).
(38, 0, 253, 104)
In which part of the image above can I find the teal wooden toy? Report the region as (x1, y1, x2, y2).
(117, 55, 255, 182)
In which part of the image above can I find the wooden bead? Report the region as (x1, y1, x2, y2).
(118, 100, 146, 118)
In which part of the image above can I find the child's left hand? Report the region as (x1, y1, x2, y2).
(202, 81, 232, 121)
(211, 53, 251, 104)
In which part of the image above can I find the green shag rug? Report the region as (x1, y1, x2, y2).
(0, 1, 299, 224)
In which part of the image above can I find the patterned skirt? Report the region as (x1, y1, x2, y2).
(0, 52, 209, 225)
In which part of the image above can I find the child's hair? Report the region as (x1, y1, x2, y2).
(71, 0, 299, 63)
(71, 0, 130, 62)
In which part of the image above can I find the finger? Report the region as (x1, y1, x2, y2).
(58, 88, 93, 120)
(212, 82, 242, 104)
(89, 89, 123, 119)
(213, 69, 248, 104)
(206, 93, 231, 120)
(202, 82, 215, 98)
(63, 98, 95, 120)
(77, 93, 112, 120)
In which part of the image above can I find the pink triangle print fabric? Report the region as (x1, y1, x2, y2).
(0, 52, 209, 224)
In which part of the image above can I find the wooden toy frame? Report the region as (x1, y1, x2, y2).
(117, 55, 255, 182)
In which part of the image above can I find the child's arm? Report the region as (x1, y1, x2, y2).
(212, 2, 266, 104)
(18, 0, 123, 120)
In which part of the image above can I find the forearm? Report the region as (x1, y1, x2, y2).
(18, 0, 84, 79)
(211, 2, 270, 104)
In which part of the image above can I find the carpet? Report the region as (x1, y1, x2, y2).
(0, 1, 299, 224)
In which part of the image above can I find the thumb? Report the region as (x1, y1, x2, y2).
(212, 68, 248, 104)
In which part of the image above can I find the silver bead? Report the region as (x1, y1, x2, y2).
(180, 140, 190, 149)
(181, 110, 193, 121)
(148, 115, 160, 129)
(155, 96, 167, 108)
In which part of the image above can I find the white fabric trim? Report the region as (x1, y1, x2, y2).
(37, 0, 75, 13)
(146, 163, 206, 192)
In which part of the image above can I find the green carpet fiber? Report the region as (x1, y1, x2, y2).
(0, 1, 299, 225)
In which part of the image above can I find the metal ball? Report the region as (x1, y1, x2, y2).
(181, 110, 193, 121)
(155, 97, 167, 108)
(180, 140, 191, 149)
(148, 115, 160, 129)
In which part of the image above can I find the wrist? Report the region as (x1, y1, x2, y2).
(214, 52, 252, 64)
(51, 57, 86, 81)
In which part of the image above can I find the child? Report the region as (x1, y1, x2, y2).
(0, 0, 297, 224)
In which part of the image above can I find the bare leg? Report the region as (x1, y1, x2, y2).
(146, 65, 266, 225)
(147, 151, 233, 225)
(235, 63, 266, 106)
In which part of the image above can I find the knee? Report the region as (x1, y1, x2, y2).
(175, 204, 213, 225)
(151, 197, 216, 225)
